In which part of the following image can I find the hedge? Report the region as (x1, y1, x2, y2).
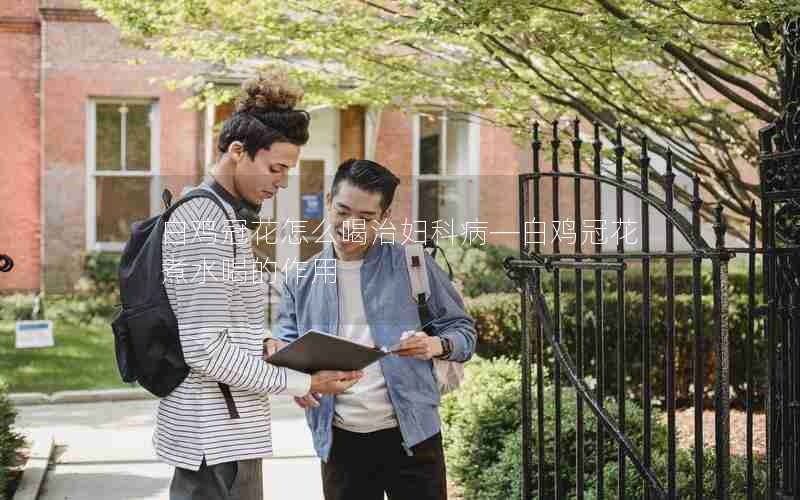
(442, 357, 768, 500)
(463, 262, 767, 409)
(0, 380, 23, 499)
(0, 252, 120, 326)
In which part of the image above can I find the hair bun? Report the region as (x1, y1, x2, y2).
(235, 72, 304, 113)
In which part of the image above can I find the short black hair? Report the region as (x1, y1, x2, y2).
(217, 110, 310, 160)
(331, 159, 400, 213)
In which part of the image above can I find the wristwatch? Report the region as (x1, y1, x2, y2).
(436, 337, 453, 359)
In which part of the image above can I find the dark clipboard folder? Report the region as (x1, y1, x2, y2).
(265, 330, 387, 374)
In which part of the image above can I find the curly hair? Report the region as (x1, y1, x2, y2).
(217, 73, 311, 160)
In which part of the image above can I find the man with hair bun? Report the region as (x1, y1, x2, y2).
(157, 74, 362, 500)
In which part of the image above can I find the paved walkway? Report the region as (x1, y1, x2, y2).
(14, 397, 323, 500)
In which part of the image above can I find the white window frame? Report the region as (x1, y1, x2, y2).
(411, 110, 480, 237)
(86, 98, 160, 252)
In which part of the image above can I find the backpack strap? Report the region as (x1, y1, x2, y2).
(423, 238, 454, 281)
(163, 188, 239, 261)
(162, 188, 241, 419)
(404, 243, 435, 335)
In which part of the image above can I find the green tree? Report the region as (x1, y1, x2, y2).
(85, 0, 799, 229)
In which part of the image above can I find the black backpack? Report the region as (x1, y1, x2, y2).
(111, 187, 239, 418)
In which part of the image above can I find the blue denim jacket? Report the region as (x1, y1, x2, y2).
(275, 242, 477, 462)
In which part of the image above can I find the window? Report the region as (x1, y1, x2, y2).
(87, 100, 159, 251)
(413, 111, 479, 241)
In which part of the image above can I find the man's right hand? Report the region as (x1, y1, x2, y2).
(309, 370, 362, 395)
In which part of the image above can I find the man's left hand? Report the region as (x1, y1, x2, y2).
(394, 331, 443, 360)
(263, 338, 288, 359)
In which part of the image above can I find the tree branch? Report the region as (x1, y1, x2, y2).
(592, 0, 778, 121)
(667, 43, 779, 111)
(640, 0, 749, 27)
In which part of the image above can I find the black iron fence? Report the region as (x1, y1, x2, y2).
(758, 17, 800, 499)
(503, 18, 800, 500)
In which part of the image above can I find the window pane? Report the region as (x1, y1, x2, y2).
(418, 179, 465, 240)
(96, 176, 151, 243)
(126, 104, 152, 171)
(445, 113, 470, 176)
(419, 114, 441, 175)
(95, 104, 122, 171)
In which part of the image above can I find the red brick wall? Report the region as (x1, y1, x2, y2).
(2, 0, 39, 17)
(374, 110, 414, 232)
(479, 124, 522, 249)
(41, 18, 207, 292)
(0, 2, 41, 292)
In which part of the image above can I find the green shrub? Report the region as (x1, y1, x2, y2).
(43, 294, 118, 327)
(464, 293, 521, 359)
(434, 239, 517, 298)
(463, 261, 768, 409)
(441, 357, 523, 497)
(0, 293, 117, 326)
(0, 380, 24, 499)
(445, 357, 768, 500)
(82, 252, 121, 295)
(591, 447, 768, 499)
(443, 357, 663, 500)
(0, 295, 35, 321)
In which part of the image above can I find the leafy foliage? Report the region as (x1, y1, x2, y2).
(83, 0, 800, 229)
(0, 380, 24, 499)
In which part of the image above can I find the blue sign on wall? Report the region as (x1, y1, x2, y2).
(302, 192, 324, 219)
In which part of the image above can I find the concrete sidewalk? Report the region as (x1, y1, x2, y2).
(14, 397, 323, 500)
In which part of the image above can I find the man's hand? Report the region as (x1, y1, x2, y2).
(294, 368, 363, 409)
(294, 393, 320, 409)
(263, 338, 288, 359)
(309, 370, 363, 395)
(394, 331, 443, 360)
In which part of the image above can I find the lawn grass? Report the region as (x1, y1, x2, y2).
(0, 320, 130, 393)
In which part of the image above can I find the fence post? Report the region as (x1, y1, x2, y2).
(713, 205, 731, 500)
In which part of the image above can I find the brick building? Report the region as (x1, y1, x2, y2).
(1, 0, 587, 294)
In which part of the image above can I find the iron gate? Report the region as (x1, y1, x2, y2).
(505, 121, 733, 499)
(759, 17, 800, 499)
(503, 19, 800, 499)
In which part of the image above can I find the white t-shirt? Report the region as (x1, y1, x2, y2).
(332, 259, 399, 433)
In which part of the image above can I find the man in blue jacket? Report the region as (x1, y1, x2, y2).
(266, 158, 477, 500)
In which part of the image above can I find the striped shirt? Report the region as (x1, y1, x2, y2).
(154, 187, 310, 471)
